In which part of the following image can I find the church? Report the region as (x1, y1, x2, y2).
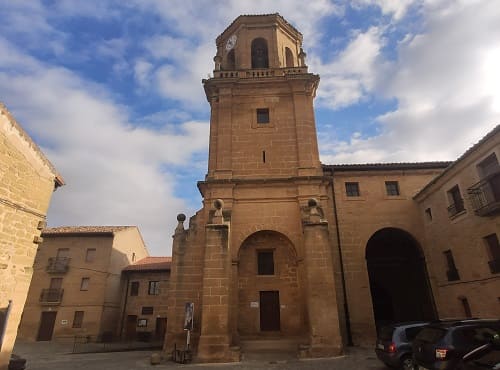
(164, 14, 500, 362)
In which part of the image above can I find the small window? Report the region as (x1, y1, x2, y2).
(148, 281, 160, 295)
(425, 208, 433, 221)
(142, 306, 154, 315)
(345, 182, 360, 197)
(447, 185, 465, 217)
(385, 181, 400, 196)
(137, 318, 148, 327)
(444, 250, 460, 281)
(257, 108, 269, 124)
(72, 311, 84, 328)
(85, 248, 96, 262)
(80, 277, 90, 291)
(460, 297, 472, 318)
(132, 252, 136, 262)
(257, 251, 274, 275)
(56, 248, 70, 258)
(484, 234, 500, 274)
(130, 281, 139, 296)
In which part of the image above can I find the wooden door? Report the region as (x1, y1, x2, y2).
(37, 311, 57, 341)
(155, 317, 167, 340)
(125, 315, 137, 340)
(259, 291, 280, 331)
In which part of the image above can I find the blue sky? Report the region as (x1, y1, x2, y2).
(1, 0, 499, 256)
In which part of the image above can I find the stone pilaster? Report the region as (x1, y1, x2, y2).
(302, 199, 343, 357)
(197, 200, 239, 362)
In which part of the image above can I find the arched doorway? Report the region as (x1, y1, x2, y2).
(366, 228, 436, 329)
(237, 230, 305, 337)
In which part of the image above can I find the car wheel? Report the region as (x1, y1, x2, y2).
(400, 356, 415, 370)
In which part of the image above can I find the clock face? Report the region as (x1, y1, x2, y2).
(225, 34, 237, 51)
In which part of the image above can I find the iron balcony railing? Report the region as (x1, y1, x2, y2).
(488, 259, 500, 274)
(46, 257, 70, 273)
(39, 288, 64, 304)
(446, 268, 460, 281)
(447, 198, 465, 217)
(467, 171, 500, 216)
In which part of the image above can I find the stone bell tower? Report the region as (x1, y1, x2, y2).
(165, 14, 343, 362)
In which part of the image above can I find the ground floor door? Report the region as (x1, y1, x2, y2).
(36, 311, 57, 341)
(155, 317, 167, 340)
(125, 315, 137, 340)
(260, 291, 280, 331)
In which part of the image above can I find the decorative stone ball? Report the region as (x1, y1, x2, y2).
(308, 198, 318, 208)
(177, 213, 186, 222)
(214, 199, 224, 210)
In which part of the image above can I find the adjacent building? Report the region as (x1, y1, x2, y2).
(121, 257, 171, 342)
(17, 226, 148, 342)
(0, 103, 64, 368)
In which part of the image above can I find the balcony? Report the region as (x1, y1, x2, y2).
(467, 171, 500, 216)
(447, 199, 465, 218)
(488, 259, 500, 274)
(39, 288, 64, 304)
(212, 66, 309, 79)
(46, 257, 70, 273)
(446, 268, 460, 281)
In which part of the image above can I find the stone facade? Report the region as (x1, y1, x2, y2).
(121, 257, 170, 342)
(17, 226, 148, 342)
(415, 126, 500, 320)
(0, 103, 63, 369)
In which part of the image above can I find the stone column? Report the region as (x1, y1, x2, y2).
(302, 199, 343, 357)
(197, 200, 239, 362)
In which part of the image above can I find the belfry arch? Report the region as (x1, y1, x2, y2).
(236, 230, 305, 337)
(251, 38, 269, 68)
(366, 228, 436, 329)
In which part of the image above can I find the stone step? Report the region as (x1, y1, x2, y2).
(239, 337, 302, 352)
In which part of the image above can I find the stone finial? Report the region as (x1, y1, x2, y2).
(213, 199, 224, 224)
(213, 55, 222, 71)
(175, 213, 186, 233)
(298, 48, 307, 67)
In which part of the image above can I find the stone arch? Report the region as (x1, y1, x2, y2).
(236, 230, 305, 337)
(251, 38, 269, 68)
(285, 47, 294, 67)
(365, 227, 436, 329)
(226, 49, 235, 70)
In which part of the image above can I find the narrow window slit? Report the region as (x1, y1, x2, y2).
(262, 151, 266, 163)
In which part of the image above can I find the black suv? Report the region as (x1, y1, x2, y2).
(375, 321, 431, 369)
(412, 319, 500, 370)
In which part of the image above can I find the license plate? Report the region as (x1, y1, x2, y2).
(377, 343, 384, 349)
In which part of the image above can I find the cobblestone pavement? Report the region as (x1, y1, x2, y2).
(13, 341, 388, 370)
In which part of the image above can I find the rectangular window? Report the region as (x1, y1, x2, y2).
(345, 182, 360, 197)
(130, 281, 139, 296)
(257, 251, 275, 275)
(425, 208, 433, 221)
(85, 248, 96, 262)
(72, 311, 84, 328)
(385, 181, 400, 196)
(56, 248, 70, 258)
(447, 185, 465, 217)
(484, 234, 500, 274)
(444, 250, 460, 281)
(80, 277, 90, 291)
(148, 281, 160, 295)
(256, 108, 270, 124)
(141, 306, 154, 315)
(137, 318, 148, 327)
(477, 153, 499, 178)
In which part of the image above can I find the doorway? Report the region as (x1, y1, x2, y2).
(37, 311, 57, 341)
(259, 291, 280, 331)
(155, 317, 167, 341)
(366, 228, 436, 331)
(125, 315, 137, 341)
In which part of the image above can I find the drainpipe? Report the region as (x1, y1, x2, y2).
(329, 169, 353, 346)
(0, 300, 12, 350)
(119, 275, 130, 340)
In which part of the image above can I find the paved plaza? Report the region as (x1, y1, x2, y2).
(13, 341, 388, 370)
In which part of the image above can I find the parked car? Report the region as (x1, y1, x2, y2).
(412, 319, 500, 370)
(375, 321, 431, 369)
(457, 332, 500, 370)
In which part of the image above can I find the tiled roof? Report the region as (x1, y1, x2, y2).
(0, 102, 64, 187)
(42, 226, 134, 235)
(323, 161, 452, 172)
(123, 257, 172, 272)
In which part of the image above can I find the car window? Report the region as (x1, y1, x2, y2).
(406, 326, 425, 341)
(416, 327, 446, 343)
(379, 326, 395, 341)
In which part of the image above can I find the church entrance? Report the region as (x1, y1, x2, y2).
(237, 230, 305, 337)
(366, 228, 436, 330)
(259, 291, 280, 331)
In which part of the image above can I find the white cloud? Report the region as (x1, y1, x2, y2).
(352, 0, 417, 20)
